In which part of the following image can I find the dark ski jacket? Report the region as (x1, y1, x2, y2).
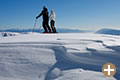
(37, 8, 49, 21)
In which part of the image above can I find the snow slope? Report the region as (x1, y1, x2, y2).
(0, 33, 120, 80)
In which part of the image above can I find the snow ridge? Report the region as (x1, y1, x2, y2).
(44, 39, 120, 80)
(0, 33, 120, 80)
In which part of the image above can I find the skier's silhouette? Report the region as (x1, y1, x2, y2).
(36, 6, 51, 33)
(50, 9, 57, 33)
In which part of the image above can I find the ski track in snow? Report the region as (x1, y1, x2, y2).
(0, 33, 120, 80)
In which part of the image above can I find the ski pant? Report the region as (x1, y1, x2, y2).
(50, 20, 57, 33)
(43, 20, 51, 32)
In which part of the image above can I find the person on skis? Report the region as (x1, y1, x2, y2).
(36, 6, 51, 33)
(50, 9, 57, 33)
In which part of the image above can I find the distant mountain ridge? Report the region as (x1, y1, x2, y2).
(0, 28, 90, 33)
(96, 28, 120, 35)
(0, 32, 21, 37)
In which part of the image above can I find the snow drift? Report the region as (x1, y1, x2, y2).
(0, 33, 120, 80)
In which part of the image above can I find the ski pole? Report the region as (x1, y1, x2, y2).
(38, 25, 42, 33)
(32, 19, 37, 33)
(38, 18, 42, 33)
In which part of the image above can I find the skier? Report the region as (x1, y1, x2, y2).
(50, 9, 57, 33)
(36, 6, 51, 33)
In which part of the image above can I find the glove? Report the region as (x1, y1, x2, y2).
(36, 16, 39, 19)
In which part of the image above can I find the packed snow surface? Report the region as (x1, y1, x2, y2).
(0, 33, 120, 80)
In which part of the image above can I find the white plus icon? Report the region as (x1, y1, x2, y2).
(104, 65, 114, 75)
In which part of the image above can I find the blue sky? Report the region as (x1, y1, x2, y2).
(0, 0, 120, 30)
